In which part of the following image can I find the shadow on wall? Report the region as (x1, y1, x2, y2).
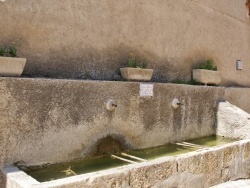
(89, 134, 133, 157)
(224, 80, 250, 88)
(21, 44, 193, 83)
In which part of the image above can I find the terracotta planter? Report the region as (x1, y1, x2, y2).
(192, 69, 221, 85)
(120, 67, 154, 81)
(0, 57, 26, 76)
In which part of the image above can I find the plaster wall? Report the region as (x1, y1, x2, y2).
(1, 77, 250, 168)
(224, 87, 250, 113)
(0, 0, 249, 86)
(0, 78, 223, 168)
(1, 78, 250, 187)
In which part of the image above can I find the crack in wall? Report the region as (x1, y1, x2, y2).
(177, 161, 179, 172)
(190, 0, 250, 27)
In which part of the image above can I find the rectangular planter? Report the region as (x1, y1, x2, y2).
(120, 67, 154, 81)
(0, 57, 26, 76)
(192, 69, 221, 85)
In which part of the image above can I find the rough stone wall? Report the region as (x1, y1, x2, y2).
(0, 78, 224, 167)
(1, 77, 250, 169)
(217, 101, 250, 139)
(0, 0, 249, 86)
(1, 77, 250, 187)
(153, 141, 250, 188)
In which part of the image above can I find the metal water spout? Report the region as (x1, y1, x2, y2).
(106, 99, 117, 111)
(172, 98, 184, 109)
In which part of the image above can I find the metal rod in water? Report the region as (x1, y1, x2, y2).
(176, 143, 204, 149)
(182, 142, 208, 148)
(111, 155, 138, 164)
(121, 152, 147, 162)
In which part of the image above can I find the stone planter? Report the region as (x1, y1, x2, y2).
(0, 57, 26, 76)
(192, 69, 221, 85)
(120, 67, 154, 81)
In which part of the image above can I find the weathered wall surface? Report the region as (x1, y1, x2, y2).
(0, 78, 224, 167)
(1, 78, 250, 187)
(1, 78, 250, 168)
(217, 101, 250, 139)
(131, 141, 250, 188)
(0, 0, 249, 86)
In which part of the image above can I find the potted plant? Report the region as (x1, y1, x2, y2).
(192, 59, 221, 85)
(0, 43, 26, 76)
(120, 53, 154, 81)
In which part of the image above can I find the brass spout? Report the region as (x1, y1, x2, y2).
(177, 102, 184, 105)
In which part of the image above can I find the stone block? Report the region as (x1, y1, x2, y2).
(129, 159, 177, 188)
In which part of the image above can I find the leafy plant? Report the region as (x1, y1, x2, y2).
(172, 79, 201, 85)
(127, 53, 148, 68)
(8, 46, 17, 57)
(0, 47, 5, 56)
(128, 53, 137, 68)
(199, 59, 217, 71)
(0, 42, 17, 57)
